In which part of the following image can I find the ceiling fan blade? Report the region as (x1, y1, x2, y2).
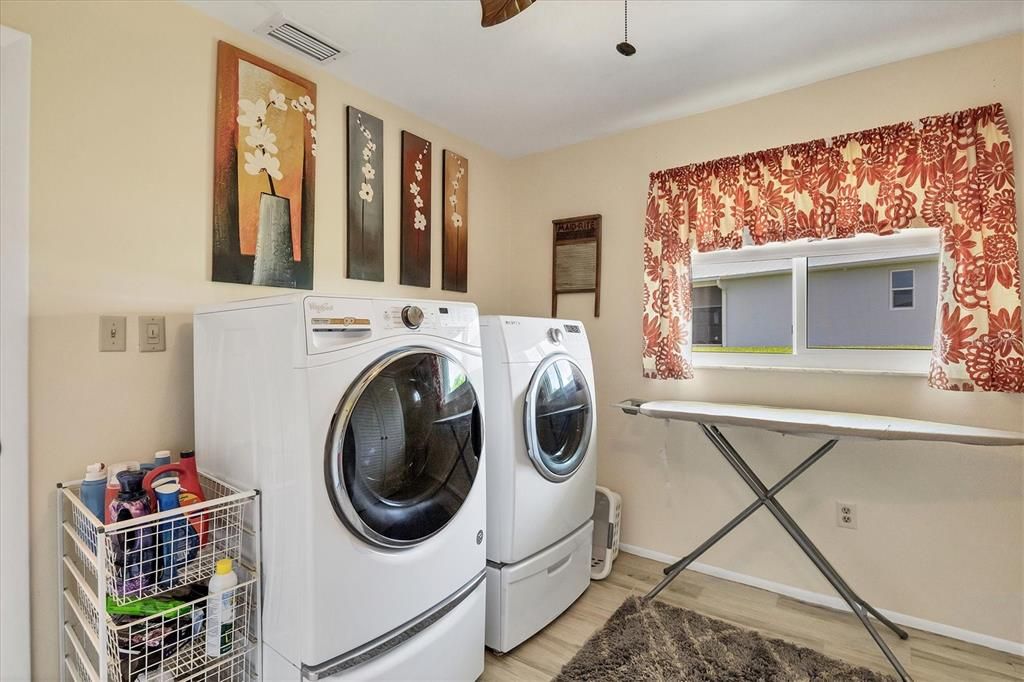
(480, 0, 535, 27)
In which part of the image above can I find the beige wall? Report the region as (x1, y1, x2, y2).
(510, 34, 1024, 645)
(2, 0, 1023, 676)
(0, 1, 512, 679)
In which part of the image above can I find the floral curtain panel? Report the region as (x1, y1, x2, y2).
(643, 103, 1022, 392)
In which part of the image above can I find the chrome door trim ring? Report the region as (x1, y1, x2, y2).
(523, 353, 594, 483)
(300, 570, 486, 680)
(324, 345, 482, 550)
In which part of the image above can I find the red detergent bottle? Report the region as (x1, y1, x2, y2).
(143, 451, 208, 544)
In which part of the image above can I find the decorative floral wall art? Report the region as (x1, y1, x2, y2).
(401, 132, 432, 287)
(442, 150, 469, 292)
(213, 42, 316, 289)
(347, 106, 384, 281)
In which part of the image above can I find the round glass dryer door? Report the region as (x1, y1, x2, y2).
(326, 349, 482, 549)
(524, 354, 593, 482)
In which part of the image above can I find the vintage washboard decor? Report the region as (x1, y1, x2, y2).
(551, 214, 601, 317)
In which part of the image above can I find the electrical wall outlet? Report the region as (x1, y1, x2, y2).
(139, 315, 166, 352)
(99, 315, 126, 352)
(836, 502, 858, 530)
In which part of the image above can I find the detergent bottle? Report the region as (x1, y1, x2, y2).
(80, 463, 107, 523)
(143, 451, 207, 544)
(104, 461, 140, 523)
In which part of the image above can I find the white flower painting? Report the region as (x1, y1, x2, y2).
(348, 107, 384, 281)
(442, 150, 468, 292)
(401, 131, 432, 287)
(214, 41, 317, 290)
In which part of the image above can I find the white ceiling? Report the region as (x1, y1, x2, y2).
(185, 0, 1024, 158)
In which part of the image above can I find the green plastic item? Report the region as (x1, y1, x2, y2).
(105, 595, 191, 618)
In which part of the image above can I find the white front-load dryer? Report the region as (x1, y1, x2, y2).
(194, 295, 487, 680)
(480, 316, 597, 653)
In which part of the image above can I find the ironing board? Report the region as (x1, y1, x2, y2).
(616, 399, 1024, 681)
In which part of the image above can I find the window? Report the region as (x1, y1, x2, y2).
(692, 285, 723, 346)
(890, 269, 915, 309)
(691, 228, 939, 373)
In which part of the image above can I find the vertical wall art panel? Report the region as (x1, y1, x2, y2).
(347, 106, 384, 281)
(213, 41, 316, 289)
(442, 150, 468, 292)
(401, 132, 432, 287)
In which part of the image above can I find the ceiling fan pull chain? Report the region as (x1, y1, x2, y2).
(617, 0, 636, 56)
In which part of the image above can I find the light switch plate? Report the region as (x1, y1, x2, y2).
(99, 316, 127, 352)
(139, 315, 166, 352)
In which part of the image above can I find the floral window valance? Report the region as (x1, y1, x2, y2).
(643, 102, 1022, 392)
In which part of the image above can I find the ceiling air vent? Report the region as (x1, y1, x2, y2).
(256, 13, 346, 64)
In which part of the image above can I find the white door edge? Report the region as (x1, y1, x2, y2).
(0, 24, 32, 682)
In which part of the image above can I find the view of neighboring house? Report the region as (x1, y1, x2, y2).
(693, 257, 938, 352)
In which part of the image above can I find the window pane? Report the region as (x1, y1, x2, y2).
(693, 285, 722, 307)
(892, 289, 914, 308)
(694, 274, 792, 354)
(891, 269, 914, 289)
(693, 306, 722, 344)
(807, 259, 935, 349)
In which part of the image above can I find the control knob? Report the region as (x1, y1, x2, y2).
(401, 305, 424, 329)
(548, 327, 564, 345)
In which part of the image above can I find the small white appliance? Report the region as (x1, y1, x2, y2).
(480, 316, 597, 653)
(590, 486, 622, 580)
(194, 294, 487, 680)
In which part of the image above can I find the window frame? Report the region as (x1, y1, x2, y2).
(889, 268, 916, 311)
(690, 229, 939, 375)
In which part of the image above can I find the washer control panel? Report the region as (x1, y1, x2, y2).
(304, 296, 479, 355)
(383, 304, 438, 330)
(381, 303, 476, 330)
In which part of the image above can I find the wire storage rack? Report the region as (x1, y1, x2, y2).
(57, 472, 261, 682)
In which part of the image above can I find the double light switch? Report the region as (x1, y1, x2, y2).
(98, 315, 166, 352)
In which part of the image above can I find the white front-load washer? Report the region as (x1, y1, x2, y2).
(194, 294, 487, 680)
(480, 316, 597, 653)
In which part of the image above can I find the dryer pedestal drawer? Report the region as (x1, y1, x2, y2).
(485, 520, 593, 653)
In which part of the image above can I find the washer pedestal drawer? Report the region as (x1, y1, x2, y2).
(330, 581, 484, 681)
(485, 520, 593, 653)
(273, 581, 486, 681)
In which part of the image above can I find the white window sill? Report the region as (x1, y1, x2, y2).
(692, 361, 928, 378)
(693, 349, 931, 377)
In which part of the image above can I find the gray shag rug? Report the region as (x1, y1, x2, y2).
(556, 596, 895, 681)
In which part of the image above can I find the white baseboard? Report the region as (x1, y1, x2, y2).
(619, 543, 1024, 657)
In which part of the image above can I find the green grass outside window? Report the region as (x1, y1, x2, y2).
(694, 345, 930, 354)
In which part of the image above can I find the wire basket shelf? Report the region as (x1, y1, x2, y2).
(57, 471, 261, 682)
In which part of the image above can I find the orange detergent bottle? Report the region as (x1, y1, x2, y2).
(143, 451, 208, 544)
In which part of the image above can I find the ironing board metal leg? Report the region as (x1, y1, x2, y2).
(698, 424, 912, 681)
(704, 425, 909, 642)
(647, 439, 837, 600)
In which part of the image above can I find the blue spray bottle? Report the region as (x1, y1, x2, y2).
(155, 481, 198, 588)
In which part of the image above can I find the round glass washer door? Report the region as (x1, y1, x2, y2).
(325, 348, 483, 549)
(523, 354, 593, 482)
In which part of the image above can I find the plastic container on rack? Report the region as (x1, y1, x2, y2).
(56, 470, 262, 682)
(206, 558, 239, 658)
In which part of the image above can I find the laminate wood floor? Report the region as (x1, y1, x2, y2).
(481, 552, 1023, 682)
